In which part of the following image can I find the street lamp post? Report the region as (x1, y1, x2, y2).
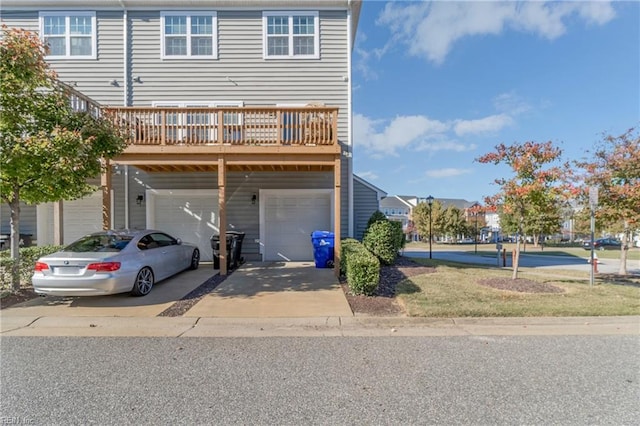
(474, 213, 478, 254)
(427, 195, 434, 259)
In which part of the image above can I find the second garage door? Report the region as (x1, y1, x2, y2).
(147, 189, 218, 261)
(261, 189, 333, 261)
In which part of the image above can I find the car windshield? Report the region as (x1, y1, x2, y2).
(64, 234, 133, 252)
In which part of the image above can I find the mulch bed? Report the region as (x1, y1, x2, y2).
(0, 288, 40, 310)
(341, 256, 436, 316)
(158, 273, 227, 317)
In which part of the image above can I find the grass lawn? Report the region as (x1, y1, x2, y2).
(396, 257, 640, 317)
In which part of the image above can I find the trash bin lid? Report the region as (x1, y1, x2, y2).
(311, 230, 333, 239)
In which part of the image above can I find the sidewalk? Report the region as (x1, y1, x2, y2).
(1, 315, 638, 337)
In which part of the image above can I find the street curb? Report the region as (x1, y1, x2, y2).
(1, 315, 638, 338)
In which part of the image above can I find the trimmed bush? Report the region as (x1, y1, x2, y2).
(389, 220, 406, 251)
(365, 210, 388, 237)
(362, 220, 398, 265)
(0, 245, 63, 289)
(341, 238, 379, 296)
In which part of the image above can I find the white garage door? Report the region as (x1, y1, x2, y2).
(147, 190, 219, 261)
(262, 190, 332, 261)
(63, 191, 103, 243)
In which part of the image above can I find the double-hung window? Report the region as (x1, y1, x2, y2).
(39, 12, 96, 59)
(161, 12, 217, 59)
(263, 12, 319, 59)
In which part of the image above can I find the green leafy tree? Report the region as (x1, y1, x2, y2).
(442, 205, 467, 241)
(0, 26, 127, 290)
(477, 141, 569, 279)
(575, 128, 640, 274)
(413, 199, 444, 242)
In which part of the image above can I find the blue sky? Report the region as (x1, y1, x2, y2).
(352, 0, 639, 202)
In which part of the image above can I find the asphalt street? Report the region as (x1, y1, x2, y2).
(1, 335, 638, 425)
(403, 247, 640, 276)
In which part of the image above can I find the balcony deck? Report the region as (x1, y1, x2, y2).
(60, 83, 341, 172)
(105, 106, 340, 172)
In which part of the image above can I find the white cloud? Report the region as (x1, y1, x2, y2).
(376, 1, 616, 65)
(493, 91, 531, 115)
(454, 114, 514, 136)
(354, 113, 449, 156)
(356, 170, 379, 181)
(426, 168, 473, 178)
(416, 140, 477, 153)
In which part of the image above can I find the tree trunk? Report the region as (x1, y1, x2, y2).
(512, 221, 523, 280)
(619, 222, 629, 275)
(9, 193, 21, 291)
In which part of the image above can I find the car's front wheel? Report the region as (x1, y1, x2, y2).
(189, 249, 200, 270)
(131, 267, 154, 296)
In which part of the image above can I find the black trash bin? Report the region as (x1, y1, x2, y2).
(211, 231, 245, 270)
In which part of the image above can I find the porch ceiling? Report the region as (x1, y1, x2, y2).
(134, 164, 334, 173)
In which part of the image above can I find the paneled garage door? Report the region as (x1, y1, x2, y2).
(63, 191, 104, 243)
(262, 190, 332, 261)
(147, 190, 218, 261)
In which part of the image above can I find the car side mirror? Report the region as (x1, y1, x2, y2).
(176, 238, 182, 245)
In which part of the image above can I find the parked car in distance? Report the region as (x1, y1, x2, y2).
(582, 238, 622, 251)
(32, 230, 200, 297)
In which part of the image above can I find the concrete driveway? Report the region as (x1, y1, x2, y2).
(1, 268, 212, 318)
(1, 262, 353, 320)
(184, 261, 353, 318)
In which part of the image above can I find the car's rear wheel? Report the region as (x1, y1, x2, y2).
(131, 267, 154, 296)
(189, 249, 200, 270)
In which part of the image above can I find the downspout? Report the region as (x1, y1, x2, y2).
(124, 165, 129, 228)
(347, 0, 354, 238)
(119, 1, 130, 229)
(119, 0, 129, 106)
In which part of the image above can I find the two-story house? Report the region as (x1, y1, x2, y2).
(380, 195, 418, 241)
(1, 0, 364, 275)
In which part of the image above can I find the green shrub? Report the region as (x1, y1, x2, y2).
(340, 238, 361, 275)
(362, 220, 398, 265)
(341, 238, 379, 296)
(0, 245, 63, 290)
(365, 210, 388, 237)
(389, 220, 406, 251)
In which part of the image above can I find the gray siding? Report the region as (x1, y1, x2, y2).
(353, 179, 380, 241)
(0, 203, 37, 238)
(2, 5, 353, 242)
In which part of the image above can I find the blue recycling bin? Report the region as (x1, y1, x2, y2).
(311, 230, 334, 268)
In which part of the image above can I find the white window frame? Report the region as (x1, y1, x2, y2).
(263, 11, 319, 59)
(39, 12, 97, 59)
(160, 12, 218, 60)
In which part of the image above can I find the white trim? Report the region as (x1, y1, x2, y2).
(160, 11, 218, 60)
(39, 11, 97, 59)
(347, 6, 353, 238)
(120, 5, 129, 106)
(258, 188, 333, 260)
(262, 11, 320, 60)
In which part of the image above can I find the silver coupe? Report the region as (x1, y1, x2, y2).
(32, 230, 200, 297)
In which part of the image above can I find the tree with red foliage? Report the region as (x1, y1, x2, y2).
(575, 128, 640, 275)
(477, 141, 569, 279)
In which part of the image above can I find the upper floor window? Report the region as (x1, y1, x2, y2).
(161, 12, 218, 59)
(39, 12, 96, 59)
(263, 12, 319, 59)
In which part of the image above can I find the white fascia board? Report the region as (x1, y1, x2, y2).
(4, 1, 351, 9)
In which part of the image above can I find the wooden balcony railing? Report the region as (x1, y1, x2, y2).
(59, 81, 102, 118)
(104, 106, 338, 147)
